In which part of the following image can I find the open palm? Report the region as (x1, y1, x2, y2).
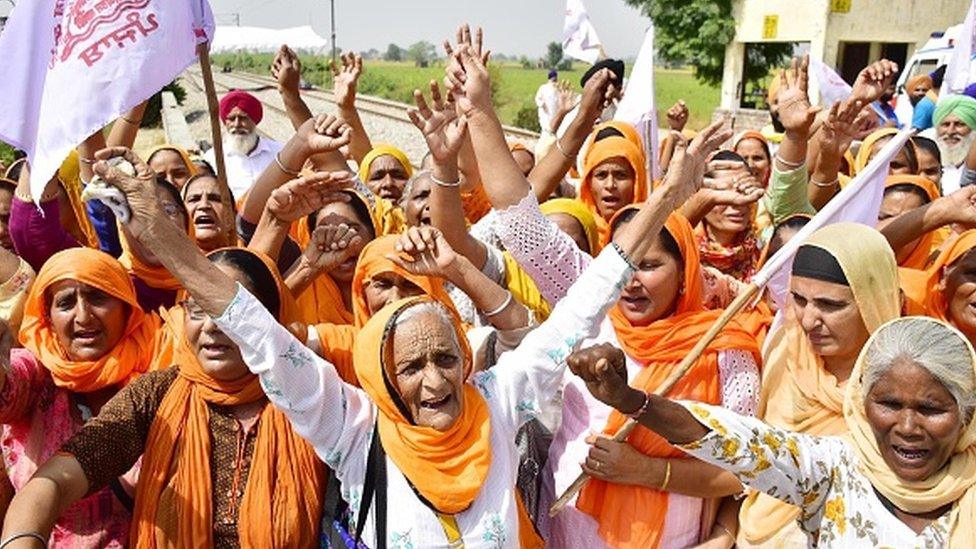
(267, 173, 352, 223)
(407, 82, 468, 163)
(777, 56, 820, 134)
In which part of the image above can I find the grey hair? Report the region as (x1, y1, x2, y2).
(399, 170, 433, 208)
(393, 300, 461, 350)
(862, 317, 976, 418)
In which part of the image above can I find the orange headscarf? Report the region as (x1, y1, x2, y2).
(853, 127, 902, 175)
(147, 145, 199, 187)
(57, 151, 100, 249)
(314, 235, 455, 383)
(579, 134, 649, 244)
(117, 229, 185, 292)
(884, 174, 942, 269)
(132, 248, 323, 548)
(576, 210, 760, 548)
(19, 247, 161, 392)
(732, 131, 772, 186)
(295, 190, 382, 326)
(901, 230, 976, 321)
(353, 297, 489, 514)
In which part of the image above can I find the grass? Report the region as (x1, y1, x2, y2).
(210, 54, 721, 131)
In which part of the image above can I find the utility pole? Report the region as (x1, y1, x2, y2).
(330, 0, 337, 65)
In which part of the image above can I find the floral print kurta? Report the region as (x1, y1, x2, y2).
(677, 402, 953, 548)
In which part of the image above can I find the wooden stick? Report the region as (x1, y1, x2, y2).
(548, 282, 761, 517)
(196, 42, 229, 194)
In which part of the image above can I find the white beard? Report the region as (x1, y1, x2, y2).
(938, 132, 976, 168)
(226, 131, 259, 156)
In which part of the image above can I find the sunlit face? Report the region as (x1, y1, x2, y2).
(183, 176, 233, 251)
(938, 114, 973, 145)
(916, 147, 943, 185)
(0, 186, 13, 250)
(704, 202, 753, 236)
(224, 107, 256, 136)
(403, 175, 432, 227)
(735, 138, 771, 185)
(612, 227, 682, 326)
(878, 189, 926, 222)
(149, 149, 192, 189)
(943, 249, 976, 345)
(512, 149, 535, 177)
(387, 310, 465, 431)
(366, 155, 410, 201)
(865, 358, 965, 482)
(546, 212, 590, 254)
(363, 271, 424, 315)
(789, 276, 869, 363)
(588, 157, 636, 220)
(47, 280, 129, 362)
(911, 82, 932, 101)
(313, 201, 373, 282)
(183, 263, 249, 381)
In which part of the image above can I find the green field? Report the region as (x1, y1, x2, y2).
(217, 54, 719, 131)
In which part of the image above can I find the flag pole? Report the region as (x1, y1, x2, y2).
(195, 42, 229, 195)
(549, 282, 761, 516)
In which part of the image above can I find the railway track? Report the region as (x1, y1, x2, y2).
(180, 65, 537, 166)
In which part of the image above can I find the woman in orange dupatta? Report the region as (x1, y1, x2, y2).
(4, 247, 324, 547)
(564, 207, 760, 548)
(2, 247, 160, 547)
(737, 223, 901, 547)
(577, 123, 649, 244)
(878, 174, 944, 269)
(900, 230, 976, 347)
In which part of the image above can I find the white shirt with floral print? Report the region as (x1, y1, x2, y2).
(678, 402, 953, 548)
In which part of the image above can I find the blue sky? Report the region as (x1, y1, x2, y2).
(208, 0, 651, 58)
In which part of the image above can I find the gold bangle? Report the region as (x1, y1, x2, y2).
(810, 177, 840, 188)
(659, 460, 672, 491)
(555, 138, 577, 159)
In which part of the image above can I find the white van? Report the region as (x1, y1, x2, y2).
(894, 24, 962, 126)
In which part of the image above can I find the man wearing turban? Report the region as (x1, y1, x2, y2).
(202, 90, 284, 198)
(932, 94, 976, 193)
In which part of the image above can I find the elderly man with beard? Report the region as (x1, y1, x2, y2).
(931, 95, 976, 194)
(203, 90, 284, 199)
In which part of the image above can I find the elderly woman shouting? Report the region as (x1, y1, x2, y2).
(569, 315, 976, 547)
(62, 98, 724, 549)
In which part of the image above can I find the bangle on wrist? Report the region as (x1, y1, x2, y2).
(775, 155, 804, 169)
(0, 532, 47, 548)
(555, 138, 577, 160)
(609, 242, 635, 269)
(78, 157, 95, 165)
(274, 152, 302, 177)
(120, 116, 140, 125)
(810, 176, 840, 188)
(431, 173, 461, 187)
(659, 460, 672, 491)
(482, 291, 513, 317)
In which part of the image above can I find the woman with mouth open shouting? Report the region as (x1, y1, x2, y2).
(17, 46, 731, 547)
(568, 315, 976, 547)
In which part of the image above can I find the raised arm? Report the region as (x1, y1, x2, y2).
(272, 45, 314, 130)
(808, 99, 862, 209)
(772, 56, 819, 184)
(10, 163, 78, 271)
(106, 101, 147, 149)
(391, 226, 530, 331)
(681, 160, 765, 227)
(331, 52, 373, 163)
(880, 185, 976, 254)
(239, 113, 351, 224)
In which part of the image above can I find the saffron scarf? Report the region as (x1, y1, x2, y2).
(19, 247, 161, 392)
(900, 230, 976, 322)
(884, 174, 942, 269)
(58, 151, 99, 249)
(132, 248, 323, 547)
(540, 197, 600, 255)
(577, 211, 760, 548)
(579, 134, 649, 244)
(844, 316, 976, 547)
(740, 222, 901, 543)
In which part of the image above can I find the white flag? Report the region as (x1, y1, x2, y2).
(563, 0, 602, 65)
(753, 129, 913, 308)
(810, 58, 853, 106)
(0, 0, 214, 201)
(614, 24, 661, 180)
(943, 0, 976, 96)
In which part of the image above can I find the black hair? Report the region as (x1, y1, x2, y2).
(207, 249, 281, 318)
(594, 127, 626, 142)
(154, 176, 190, 230)
(0, 178, 16, 193)
(307, 190, 377, 240)
(581, 58, 625, 88)
(913, 136, 942, 164)
(609, 208, 683, 264)
(884, 183, 932, 205)
(767, 216, 810, 259)
(899, 141, 919, 174)
(182, 174, 238, 215)
(4, 159, 25, 182)
(712, 150, 748, 165)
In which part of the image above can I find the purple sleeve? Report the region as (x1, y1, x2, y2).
(10, 198, 79, 272)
